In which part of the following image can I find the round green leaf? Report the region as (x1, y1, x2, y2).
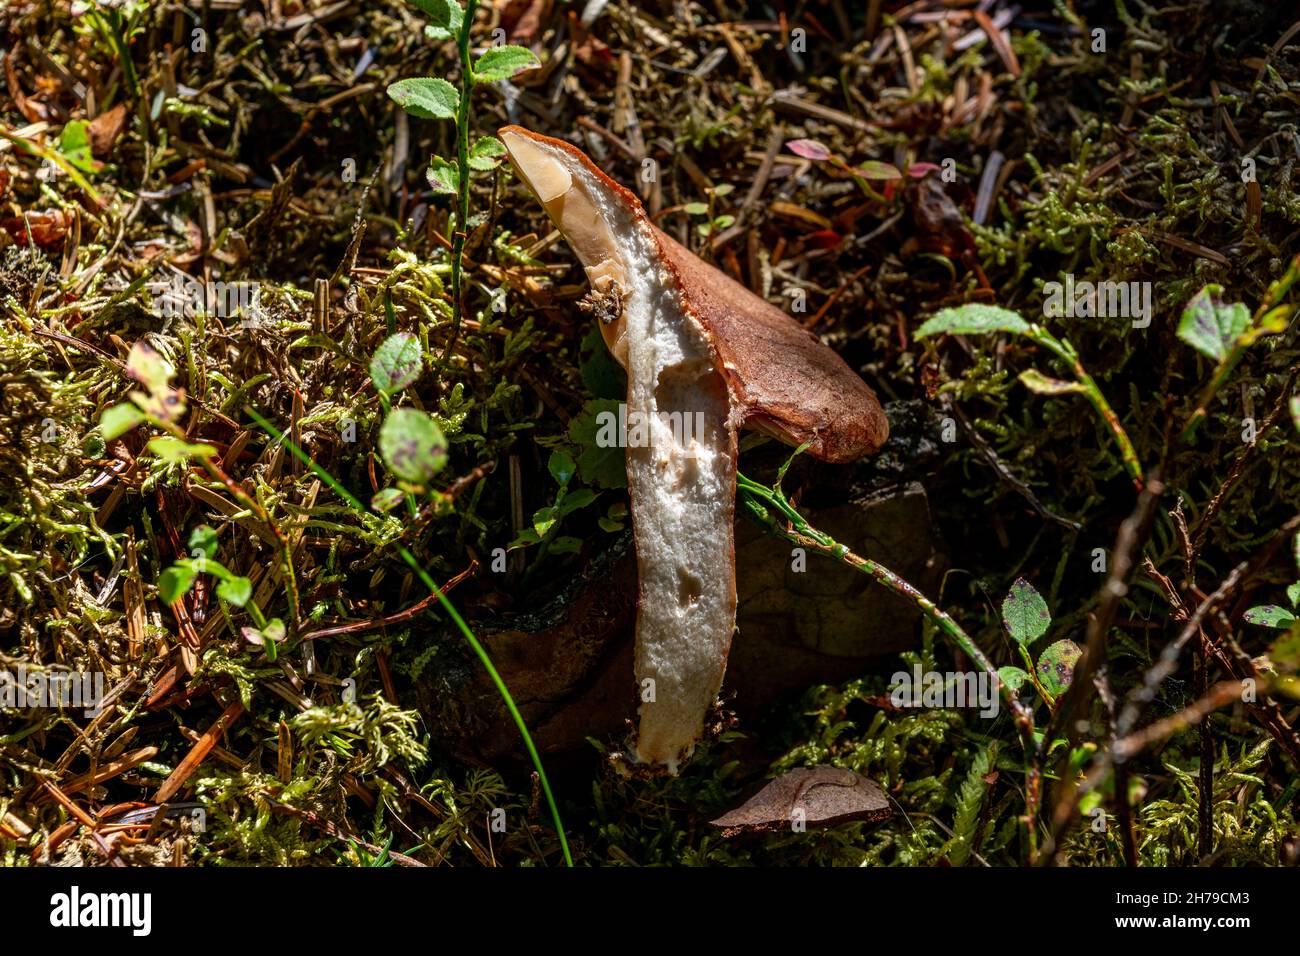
(472, 45, 540, 83)
(1243, 605, 1297, 628)
(217, 576, 252, 607)
(411, 0, 462, 39)
(386, 77, 459, 120)
(99, 402, 146, 440)
(467, 136, 507, 171)
(1176, 284, 1250, 362)
(371, 487, 406, 512)
(369, 332, 423, 396)
(426, 156, 459, 195)
(997, 666, 1031, 692)
(1002, 577, 1051, 646)
(379, 407, 448, 484)
(916, 304, 1031, 338)
(1036, 639, 1082, 697)
(188, 525, 218, 560)
(158, 565, 196, 604)
(548, 450, 576, 486)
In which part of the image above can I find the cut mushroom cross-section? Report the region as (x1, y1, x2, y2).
(499, 126, 889, 773)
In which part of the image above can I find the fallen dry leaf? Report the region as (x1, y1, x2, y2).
(88, 104, 128, 156)
(710, 766, 892, 837)
(1, 209, 73, 247)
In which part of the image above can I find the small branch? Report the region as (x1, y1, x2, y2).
(1032, 329, 1144, 490)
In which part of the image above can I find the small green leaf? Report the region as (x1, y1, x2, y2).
(532, 505, 558, 537)
(99, 402, 145, 440)
(467, 136, 507, 171)
(371, 487, 406, 513)
(410, 0, 463, 39)
(1287, 582, 1300, 609)
(916, 304, 1031, 339)
(569, 398, 627, 489)
(548, 450, 576, 486)
(426, 155, 459, 195)
(147, 436, 217, 463)
(262, 618, 286, 644)
(1270, 625, 1300, 673)
(1176, 284, 1250, 361)
(188, 525, 218, 560)
(1002, 577, 1051, 646)
(58, 120, 101, 174)
(857, 160, 902, 180)
(508, 528, 542, 548)
(369, 332, 423, 396)
(126, 341, 172, 395)
(472, 45, 540, 83)
(158, 565, 196, 604)
(683, 202, 709, 216)
(1036, 639, 1082, 697)
(217, 575, 252, 607)
(997, 666, 1031, 692)
(551, 535, 583, 554)
(379, 407, 448, 484)
(1243, 605, 1296, 628)
(1290, 394, 1300, 434)
(386, 76, 459, 120)
(556, 488, 597, 517)
(1018, 369, 1084, 395)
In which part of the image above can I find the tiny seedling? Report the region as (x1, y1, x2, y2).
(385, 0, 539, 361)
(996, 577, 1081, 712)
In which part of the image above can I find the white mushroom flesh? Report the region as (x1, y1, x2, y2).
(501, 130, 738, 772)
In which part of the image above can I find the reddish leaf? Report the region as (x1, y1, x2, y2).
(786, 138, 832, 161)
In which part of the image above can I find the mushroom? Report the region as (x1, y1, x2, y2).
(499, 126, 889, 772)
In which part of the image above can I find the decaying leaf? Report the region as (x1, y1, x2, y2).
(709, 766, 891, 837)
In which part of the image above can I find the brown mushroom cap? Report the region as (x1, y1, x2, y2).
(498, 125, 889, 462)
(651, 230, 888, 462)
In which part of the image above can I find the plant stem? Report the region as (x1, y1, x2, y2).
(439, 0, 479, 370)
(737, 470, 1043, 860)
(246, 407, 573, 868)
(736, 472, 1036, 751)
(1031, 329, 1144, 490)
